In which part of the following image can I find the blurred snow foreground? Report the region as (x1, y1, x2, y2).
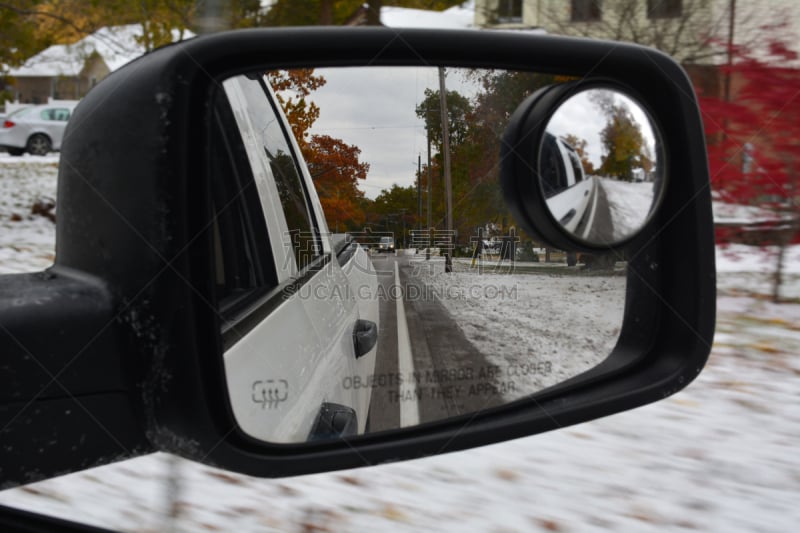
(1, 156, 799, 532)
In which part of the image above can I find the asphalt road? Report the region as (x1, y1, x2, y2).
(573, 178, 616, 244)
(366, 254, 508, 433)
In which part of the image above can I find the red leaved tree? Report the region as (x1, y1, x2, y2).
(303, 134, 369, 232)
(698, 34, 800, 302)
(268, 69, 371, 232)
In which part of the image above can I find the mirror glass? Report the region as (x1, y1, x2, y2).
(541, 88, 663, 244)
(215, 67, 627, 444)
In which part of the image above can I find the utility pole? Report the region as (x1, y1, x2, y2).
(398, 208, 408, 248)
(417, 154, 422, 233)
(426, 117, 432, 261)
(438, 67, 453, 273)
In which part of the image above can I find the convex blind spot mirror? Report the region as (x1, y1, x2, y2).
(501, 83, 667, 252)
(542, 88, 665, 245)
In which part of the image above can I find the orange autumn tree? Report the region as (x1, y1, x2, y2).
(563, 134, 595, 175)
(303, 134, 369, 232)
(266, 68, 326, 143)
(267, 68, 370, 232)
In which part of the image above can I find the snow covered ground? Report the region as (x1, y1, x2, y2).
(716, 243, 800, 300)
(1, 156, 799, 532)
(0, 154, 59, 273)
(713, 199, 792, 226)
(419, 258, 625, 399)
(598, 177, 655, 241)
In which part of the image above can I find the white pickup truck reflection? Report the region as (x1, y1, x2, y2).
(541, 133, 596, 236)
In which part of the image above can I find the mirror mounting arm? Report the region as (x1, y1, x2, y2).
(0, 268, 152, 487)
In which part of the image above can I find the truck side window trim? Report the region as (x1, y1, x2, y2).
(222, 75, 324, 280)
(215, 75, 334, 350)
(255, 76, 324, 265)
(220, 254, 331, 350)
(210, 89, 280, 322)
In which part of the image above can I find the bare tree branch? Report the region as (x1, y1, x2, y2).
(0, 2, 91, 37)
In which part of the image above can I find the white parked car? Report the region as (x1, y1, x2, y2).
(0, 104, 76, 155)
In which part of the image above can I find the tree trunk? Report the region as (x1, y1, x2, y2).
(366, 0, 382, 25)
(319, 0, 333, 25)
(772, 242, 785, 303)
(772, 208, 800, 303)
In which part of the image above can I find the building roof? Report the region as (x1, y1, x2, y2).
(381, 3, 475, 29)
(9, 25, 193, 78)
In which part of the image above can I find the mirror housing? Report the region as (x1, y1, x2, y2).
(0, 27, 715, 487)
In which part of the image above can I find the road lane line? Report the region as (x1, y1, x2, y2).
(395, 261, 420, 427)
(581, 177, 600, 240)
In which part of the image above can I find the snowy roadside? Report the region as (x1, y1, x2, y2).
(597, 177, 654, 241)
(415, 258, 624, 399)
(1, 157, 799, 532)
(716, 243, 800, 300)
(0, 154, 59, 274)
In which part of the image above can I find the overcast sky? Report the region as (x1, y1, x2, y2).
(306, 67, 481, 199)
(546, 90, 658, 171)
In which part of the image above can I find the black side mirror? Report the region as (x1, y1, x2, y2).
(0, 28, 715, 487)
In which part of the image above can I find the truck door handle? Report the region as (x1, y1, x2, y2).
(353, 319, 377, 358)
(307, 403, 358, 441)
